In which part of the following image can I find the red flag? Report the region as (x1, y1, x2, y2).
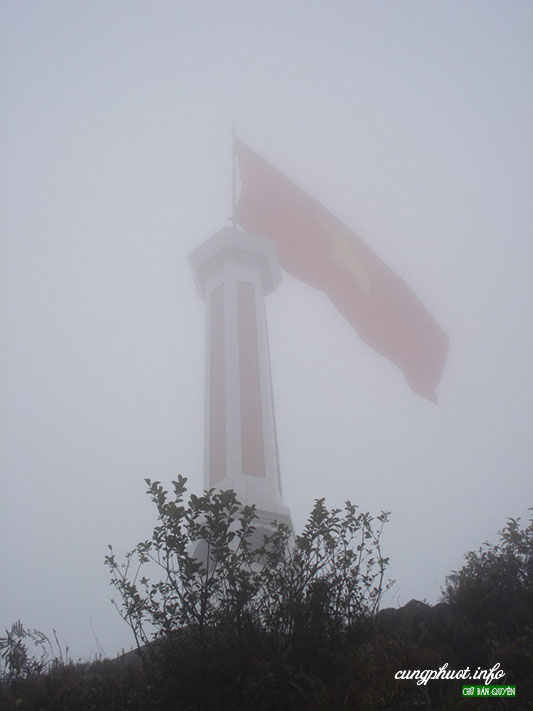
(235, 138, 448, 402)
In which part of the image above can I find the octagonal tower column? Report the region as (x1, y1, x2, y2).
(189, 228, 291, 529)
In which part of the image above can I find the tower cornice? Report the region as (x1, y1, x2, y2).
(189, 227, 281, 300)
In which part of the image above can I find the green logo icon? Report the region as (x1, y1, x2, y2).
(462, 685, 516, 698)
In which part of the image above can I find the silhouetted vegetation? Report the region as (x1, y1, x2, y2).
(1, 487, 531, 710)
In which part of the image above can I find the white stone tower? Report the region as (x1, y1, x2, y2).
(189, 227, 291, 533)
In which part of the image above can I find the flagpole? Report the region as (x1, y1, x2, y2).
(231, 121, 236, 229)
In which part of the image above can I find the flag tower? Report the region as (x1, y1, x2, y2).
(189, 227, 292, 535)
(188, 134, 447, 541)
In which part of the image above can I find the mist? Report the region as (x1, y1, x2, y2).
(2, 0, 532, 660)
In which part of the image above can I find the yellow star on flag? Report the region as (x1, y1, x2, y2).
(325, 223, 373, 297)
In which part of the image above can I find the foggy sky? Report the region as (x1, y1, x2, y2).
(2, 0, 532, 660)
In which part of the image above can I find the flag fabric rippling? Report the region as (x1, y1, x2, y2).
(235, 138, 448, 402)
